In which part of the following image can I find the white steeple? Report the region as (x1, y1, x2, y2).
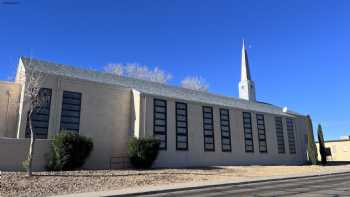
(238, 40, 256, 101)
(241, 40, 251, 81)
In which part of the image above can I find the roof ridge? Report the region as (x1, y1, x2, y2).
(20, 56, 246, 101)
(20, 56, 298, 116)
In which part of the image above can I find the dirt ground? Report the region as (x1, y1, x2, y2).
(1, 164, 350, 197)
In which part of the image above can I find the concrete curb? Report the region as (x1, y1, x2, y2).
(56, 171, 350, 197)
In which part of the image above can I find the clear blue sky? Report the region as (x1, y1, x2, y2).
(1, 0, 349, 140)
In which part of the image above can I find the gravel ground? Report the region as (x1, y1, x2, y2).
(1, 164, 350, 197)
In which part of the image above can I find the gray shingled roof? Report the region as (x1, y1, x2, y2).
(20, 57, 301, 117)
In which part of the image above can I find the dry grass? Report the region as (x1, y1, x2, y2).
(1, 164, 350, 197)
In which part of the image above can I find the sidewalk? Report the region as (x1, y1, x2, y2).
(56, 169, 350, 197)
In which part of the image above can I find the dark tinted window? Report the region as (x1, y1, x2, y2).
(26, 88, 52, 139)
(275, 117, 285, 154)
(220, 109, 231, 152)
(176, 102, 188, 150)
(243, 112, 254, 152)
(154, 99, 167, 150)
(286, 118, 296, 154)
(60, 91, 82, 133)
(256, 114, 267, 153)
(203, 106, 215, 151)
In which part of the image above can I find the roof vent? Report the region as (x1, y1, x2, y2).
(283, 107, 288, 113)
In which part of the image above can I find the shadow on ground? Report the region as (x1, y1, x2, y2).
(324, 161, 350, 166)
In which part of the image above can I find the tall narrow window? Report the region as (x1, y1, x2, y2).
(275, 117, 285, 154)
(60, 91, 82, 133)
(176, 102, 188, 151)
(220, 109, 231, 152)
(286, 118, 296, 154)
(26, 88, 52, 139)
(256, 114, 267, 153)
(203, 106, 215, 151)
(153, 99, 167, 150)
(243, 112, 254, 152)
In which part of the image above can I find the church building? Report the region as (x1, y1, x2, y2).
(0, 43, 309, 170)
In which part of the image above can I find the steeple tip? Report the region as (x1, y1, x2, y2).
(241, 40, 251, 81)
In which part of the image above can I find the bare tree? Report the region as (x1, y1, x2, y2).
(104, 63, 123, 76)
(104, 63, 172, 84)
(22, 59, 48, 176)
(181, 76, 209, 92)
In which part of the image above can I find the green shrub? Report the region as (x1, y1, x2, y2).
(306, 115, 318, 165)
(47, 131, 93, 171)
(318, 124, 327, 165)
(128, 137, 160, 169)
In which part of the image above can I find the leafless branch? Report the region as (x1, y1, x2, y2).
(104, 63, 172, 84)
(181, 76, 209, 92)
(24, 60, 48, 110)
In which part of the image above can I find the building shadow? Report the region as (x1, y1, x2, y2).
(324, 161, 350, 166)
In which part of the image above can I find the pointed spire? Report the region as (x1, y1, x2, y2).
(241, 40, 251, 81)
(238, 40, 256, 101)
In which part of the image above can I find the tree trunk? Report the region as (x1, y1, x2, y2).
(27, 109, 35, 177)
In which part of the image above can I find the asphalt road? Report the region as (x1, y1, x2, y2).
(131, 173, 350, 197)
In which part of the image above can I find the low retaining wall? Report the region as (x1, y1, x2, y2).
(0, 137, 51, 171)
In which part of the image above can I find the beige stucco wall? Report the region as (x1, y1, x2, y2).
(317, 140, 350, 161)
(142, 94, 308, 167)
(11, 58, 308, 170)
(16, 71, 132, 170)
(0, 137, 51, 171)
(0, 81, 21, 138)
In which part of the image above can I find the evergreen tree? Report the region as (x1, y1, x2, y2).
(306, 115, 318, 165)
(318, 124, 327, 164)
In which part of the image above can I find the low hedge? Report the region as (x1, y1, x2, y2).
(47, 131, 93, 171)
(128, 137, 160, 169)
